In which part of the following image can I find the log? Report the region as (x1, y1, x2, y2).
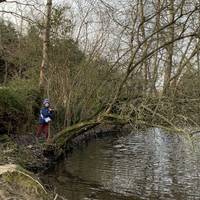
(52, 119, 100, 148)
(52, 112, 129, 148)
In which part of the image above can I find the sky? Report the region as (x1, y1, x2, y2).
(0, 0, 108, 53)
(0, 0, 78, 36)
(0, 0, 72, 24)
(1, 0, 197, 73)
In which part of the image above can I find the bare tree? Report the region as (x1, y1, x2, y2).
(39, 0, 52, 90)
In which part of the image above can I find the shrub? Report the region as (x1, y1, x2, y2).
(0, 79, 41, 134)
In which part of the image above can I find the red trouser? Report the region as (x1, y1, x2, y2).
(36, 124, 49, 139)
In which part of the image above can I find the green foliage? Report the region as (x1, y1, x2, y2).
(14, 25, 43, 70)
(51, 5, 72, 38)
(0, 79, 41, 133)
(0, 14, 121, 132)
(0, 19, 19, 83)
(0, 87, 25, 113)
(0, 19, 18, 54)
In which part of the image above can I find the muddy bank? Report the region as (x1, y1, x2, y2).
(0, 133, 53, 200)
(0, 133, 51, 172)
(1, 123, 131, 172)
(0, 164, 52, 200)
(0, 122, 132, 200)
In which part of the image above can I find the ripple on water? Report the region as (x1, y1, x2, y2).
(43, 128, 200, 200)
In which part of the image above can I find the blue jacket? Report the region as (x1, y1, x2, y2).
(39, 107, 53, 124)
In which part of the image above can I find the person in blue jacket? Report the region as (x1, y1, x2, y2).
(36, 98, 53, 140)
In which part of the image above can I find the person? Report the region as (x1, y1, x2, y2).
(36, 98, 53, 140)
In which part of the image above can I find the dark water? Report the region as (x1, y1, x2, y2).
(44, 128, 200, 200)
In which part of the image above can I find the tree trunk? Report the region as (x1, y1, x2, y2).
(163, 0, 175, 96)
(3, 61, 8, 85)
(170, 38, 197, 93)
(197, 8, 200, 77)
(39, 0, 52, 90)
(39, 0, 53, 143)
(139, 0, 148, 94)
(150, 0, 161, 96)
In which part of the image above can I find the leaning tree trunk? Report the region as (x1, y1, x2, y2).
(39, 0, 52, 91)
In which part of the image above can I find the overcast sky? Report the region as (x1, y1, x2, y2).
(0, 0, 74, 23)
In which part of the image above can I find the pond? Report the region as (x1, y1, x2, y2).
(43, 128, 200, 200)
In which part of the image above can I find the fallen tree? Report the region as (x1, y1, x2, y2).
(48, 96, 200, 157)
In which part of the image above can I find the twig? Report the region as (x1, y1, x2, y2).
(54, 194, 58, 200)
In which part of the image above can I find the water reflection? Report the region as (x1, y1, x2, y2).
(44, 128, 200, 200)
